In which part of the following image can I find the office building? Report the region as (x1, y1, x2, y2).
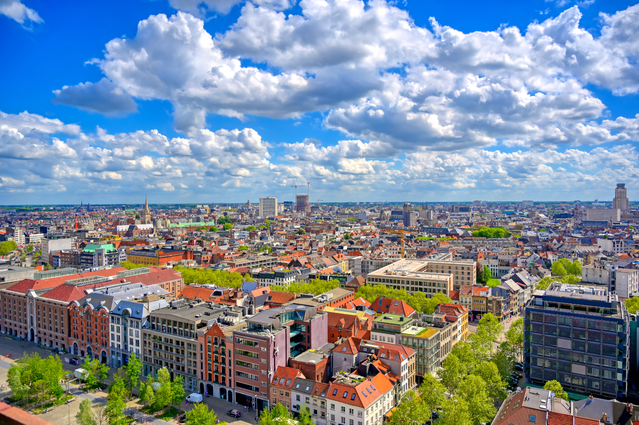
(259, 197, 278, 218)
(80, 244, 119, 269)
(402, 203, 417, 227)
(613, 183, 629, 212)
(524, 283, 630, 398)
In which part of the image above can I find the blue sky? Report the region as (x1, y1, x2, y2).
(1, 0, 638, 204)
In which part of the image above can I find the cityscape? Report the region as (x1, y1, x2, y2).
(2, 1, 639, 425)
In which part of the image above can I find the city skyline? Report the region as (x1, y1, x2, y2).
(1, 0, 639, 204)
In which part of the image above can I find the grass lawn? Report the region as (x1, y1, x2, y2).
(486, 278, 500, 287)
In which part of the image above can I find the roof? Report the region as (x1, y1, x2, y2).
(370, 297, 416, 317)
(0, 402, 55, 425)
(83, 243, 117, 253)
(272, 366, 305, 388)
(4, 267, 127, 295)
(326, 374, 394, 409)
(180, 285, 216, 301)
(266, 291, 296, 304)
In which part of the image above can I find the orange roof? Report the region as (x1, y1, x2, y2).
(5, 267, 127, 295)
(180, 286, 216, 301)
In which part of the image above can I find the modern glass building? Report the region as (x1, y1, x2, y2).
(524, 283, 630, 398)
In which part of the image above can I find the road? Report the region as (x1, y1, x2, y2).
(0, 334, 259, 425)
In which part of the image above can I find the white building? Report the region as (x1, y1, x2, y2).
(259, 197, 278, 218)
(326, 373, 395, 425)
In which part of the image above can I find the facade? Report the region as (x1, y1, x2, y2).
(366, 260, 453, 298)
(434, 303, 469, 343)
(296, 195, 311, 214)
(291, 378, 329, 425)
(613, 269, 639, 299)
(524, 283, 630, 398)
(80, 244, 119, 269)
(6, 227, 25, 245)
(259, 197, 278, 218)
(271, 366, 305, 409)
(399, 316, 456, 379)
(326, 373, 395, 425)
(68, 296, 111, 363)
(371, 314, 414, 344)
(127, 248, 187, 266)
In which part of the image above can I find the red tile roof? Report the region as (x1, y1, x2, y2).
(266, 291, 296, 305)
(272, 366, 305, 388)
(180, 286, 216, 301)
(370, 297, 416, 317)
(5, 268, 126, 295)
(327, 374, 393, 409)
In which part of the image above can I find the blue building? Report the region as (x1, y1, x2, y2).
(524, 283, 630, 399)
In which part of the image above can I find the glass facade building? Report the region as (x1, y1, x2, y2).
(524, 283, 630, 398)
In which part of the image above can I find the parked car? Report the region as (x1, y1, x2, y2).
(178, 414, 187, 423)
(514, 364, 524, 371)
(69, 358, 79, 365)
(227, 410, 242, 418)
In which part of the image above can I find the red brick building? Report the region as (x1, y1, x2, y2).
(68, 297, 111, 362)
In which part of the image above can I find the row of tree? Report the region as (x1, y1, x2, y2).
(471, 227, 512, 239)
(354, 285, 453, 314)
(174, 266, 253, 287)
(536, 274, 581, 290)
(271, 278, 341, 295)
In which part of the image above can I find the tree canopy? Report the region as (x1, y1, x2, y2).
(543, 380, 569, 401)
(8, 353, 66, 406)
(537, 274, 581, 290)
(471, 227, 512, 239)
(272, 278, 340, 295)
(0, 240, 18, 255)
(174, 266, 253, 286)
(625, 297, 639, 314)
(551, 259, 582, 276)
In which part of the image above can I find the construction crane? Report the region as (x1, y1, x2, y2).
(315, 198, 323, 206)
(379, 227, 419, 258)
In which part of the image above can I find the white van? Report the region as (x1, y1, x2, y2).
(186, 393, 203, 403)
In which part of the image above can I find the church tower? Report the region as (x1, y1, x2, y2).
(142, 196, 152, 224)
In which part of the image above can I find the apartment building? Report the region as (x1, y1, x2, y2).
(367, 260, 453, 298)
(398, 315, 455, 379)
(434, 303, 469, 342)
(370, 314, 414, 344)
(326, 373, 395, 425)
(259, 197, 278, 218)
(291, 378, 330, 425)
(143, 302, 227, 392)
(524, 283, 630, 398)
(271, 366, 305, 409)
(80, 244, 119, 269)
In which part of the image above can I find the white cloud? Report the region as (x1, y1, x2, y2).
(0, 0, 42, 27)
(158, 182, 175, 191)
(53, 78, 138, 115)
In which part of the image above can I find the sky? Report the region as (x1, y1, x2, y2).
(1, 0, 639, 205)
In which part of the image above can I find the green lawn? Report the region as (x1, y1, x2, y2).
(486, 278, 500, 287)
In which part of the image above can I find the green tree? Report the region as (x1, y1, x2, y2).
(77, 398, 97, 425)
(154, 368, 172, 410)
(422, 292, 453, 314)
(0, 240, 18, 255)
(458, 375, 497, 425)
(124, 353, 143, 391)
(476, 266, 485, 283)
(344, 233, 351, 239)
(298, 406, 315, 425)
(438, 354, 465, 393)
(171, 376, 186, 408)
(209, 226, 219, 232)
(298, 228, 306, 235)
(504, 318, 524, 360)
(223, 223, 233, 230)
(259, 403, 290, 425)
(471, 227, 512, 239)
(474, 361, 507, 401)
(7, 367, 28, 400)
(469, 313, 502, 361)
(626, 297, 639, 314)
(106, 378, 127, 425)
(272, 278, 341, 296)
(483, 265, 492, 280)
(419, 375, 446, 423)
(439, 397, 472, 425)
(140, 382, 156, 407)
(543, 380, 569, 401)
(83, 357, 109, 389)
(186, 402, 217, 425)
(387, 390, 427, 425)
(552, 262, 567, 276)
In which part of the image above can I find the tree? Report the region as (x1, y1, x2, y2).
(186, 402, 218, 425)
(171, 376, 186, 408)
(298, 406, 315, 425)
(0, 240, 18, 255)
(471, 227, 512, 239)
(626, 297, 639, 314)
(298, 228, 306, 235)
(419, 375, 446, 423)
(544, 380, 569, 401)
(474, 361, 507, 401)
(84, 357, 109, 389)
(259, 403, 290, 425)
(344, 233, 351, 239)
(106, 378, 127, 425)
(469, 313, 502, 361)
(483, 265, 492, 280)
(458, 375, 497, 425)
(439, 397, 472, 425)
(476, 266, 485, 284)
(387, 390, 427, 425)
(272, 278, 341, 296)
(438, 354, 465, 392)
(77, 398, 97, 425)
(209, 226, 219, 232)
(422, 292, 453, 314)
(552, 262, 567, 276)
(124, 353, 143, 391)
(7, 367, 28, 400)
(504, 318, 524, 360)
(154, 368, 172, 410)
(140, 382, 156, 407)
(223, 223, 233, 230)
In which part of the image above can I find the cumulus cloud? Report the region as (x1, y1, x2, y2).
(53, 78, 138, 115)
(168, 0, 293, 15)
(0, 0, 42, 27)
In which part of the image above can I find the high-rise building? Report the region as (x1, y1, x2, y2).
(402, 203, 417, 227)
(613, 183, 629, 212)
(296, 194, 310, 214)
(524, 283, 630, 399)
(259, 197, 278, 218)
(6, 227, 25, 245)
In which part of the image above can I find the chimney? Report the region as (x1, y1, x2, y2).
(602, 412, 607, 423)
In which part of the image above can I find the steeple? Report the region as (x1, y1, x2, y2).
(142, 196, 152, 224)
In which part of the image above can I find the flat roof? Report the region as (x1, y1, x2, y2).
(374, 314, 411, 325)
(401, 326, 438, 338)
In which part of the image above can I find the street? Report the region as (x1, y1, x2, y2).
(0, 335, 259, 425)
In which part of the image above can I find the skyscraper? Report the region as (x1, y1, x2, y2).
(296, 194, 310, 214)
(613, 183, 629, 212)
(403, 202, 417, 227)
(259, 197, 278, 218)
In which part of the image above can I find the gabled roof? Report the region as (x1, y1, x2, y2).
(370, 297, 416, 317)
(272, 366, 305, 388)
(326, 374, 393, 409)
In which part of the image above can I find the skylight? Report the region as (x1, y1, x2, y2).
(343, 391, 348, 398)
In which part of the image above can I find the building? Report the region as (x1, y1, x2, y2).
(586, 208, 620, 221)
(297, 194, 311, 214)
(613, 183, 630, 212)
(142, 197, 152, 224)
(371, 314, 414, 344)
(6, 227, 25, 245)
(613, 269, 639, 299)
(326, 308, 373, 343)
(290, 378, 330, 425)
(369, 298, 416, 318)
(271, 366, 305, 409)
(259, 197, 278, 218)
(68, 292, 112, 363)
(524, 283, 630, 398)
(434, 303, 469, 342)
(326, 373, 395, 425)
(80, 244, 119, 269)
(0, 266, 35, 285)
(127, 247, 187, 266)
(399, 314, 455, 378)
(366, 259, 476, 293)
(402, 203, 417, 227)
(41, 237, 75, 264)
